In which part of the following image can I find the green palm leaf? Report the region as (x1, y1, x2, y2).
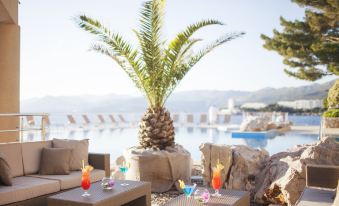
(75, 0, 244, 108)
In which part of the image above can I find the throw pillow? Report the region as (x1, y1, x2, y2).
(0, 153, 12, 186)
(39, 148, 71, 175)
(52, 138, 89, 171)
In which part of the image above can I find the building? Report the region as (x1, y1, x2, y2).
(241, 102, 267, 109)
(278, 99, 323, 109)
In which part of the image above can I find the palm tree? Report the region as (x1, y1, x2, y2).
(75, 0, 244, 150)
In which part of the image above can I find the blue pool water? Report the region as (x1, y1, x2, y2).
(23, 114, 320, 162)
(24, 126, 319, 162)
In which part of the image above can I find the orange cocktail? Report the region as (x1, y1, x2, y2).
(211, 160, 224, 196)
(81, 161, 93, 197)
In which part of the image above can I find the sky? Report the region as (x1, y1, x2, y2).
(19, 0, 336, 100)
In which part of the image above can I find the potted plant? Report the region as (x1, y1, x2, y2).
(323, 80, 339, 128)
(75, 0, 244, 192)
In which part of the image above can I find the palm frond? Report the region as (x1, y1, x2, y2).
(138, 0, 164, 74)
(164, 20, 224, 69)
(163, 32, 245, 104)
(75, 15, 154, 105)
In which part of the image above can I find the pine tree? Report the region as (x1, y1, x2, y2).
(261, 0, 339, 81)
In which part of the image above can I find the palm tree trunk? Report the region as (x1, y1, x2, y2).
(138, 107, 175, 150)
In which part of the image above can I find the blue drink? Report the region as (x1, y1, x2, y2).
(119, 166, 128, 173)
(118, 166, 129, 186)
(183, 185, 195, 197)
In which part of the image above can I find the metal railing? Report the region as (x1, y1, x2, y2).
(0, 113, 49, 141)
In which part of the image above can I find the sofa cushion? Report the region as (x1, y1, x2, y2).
(39, 148, 72, 175)
(22, 141, 52, 175)
(0, 142, 23, 177)
(52, 138, 89, 171)
(0, 153, 12, 186)
(0, 176, 60, 205)
(29, 169, 105, 190)
(297, 188, 335, 206)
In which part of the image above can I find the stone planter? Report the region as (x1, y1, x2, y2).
(123, 144, 191, 192)
(324, 117, 339, 128)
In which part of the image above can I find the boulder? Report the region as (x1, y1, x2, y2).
(225, 145, 269, 200)
(240, 116, 271, 131)
(123, 144, 191, 193)
(199, 143, 232, 186)
(255, 137, 339, 205)
(199, 143, 268, 201)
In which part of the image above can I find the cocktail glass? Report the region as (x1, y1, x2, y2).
(183, 184, 196, 197)
(118, 162, 130, 186)
(81, 170, 91, 197)
(211, 167, 222, 197)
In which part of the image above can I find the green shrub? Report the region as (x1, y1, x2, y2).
(323, 109, 339, 118)
(327, 80, 339, 109)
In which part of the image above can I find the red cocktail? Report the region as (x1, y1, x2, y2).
(211, 160, 224, 196)
(81, 162, 93, 197)
(81, 171, 90, 196)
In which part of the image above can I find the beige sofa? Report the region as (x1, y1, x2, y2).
(0, 140, 110, 206)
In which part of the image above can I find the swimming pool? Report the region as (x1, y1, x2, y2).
(24, 126, 319, 162)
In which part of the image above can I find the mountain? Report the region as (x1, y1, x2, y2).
(21, 80, 336, 113)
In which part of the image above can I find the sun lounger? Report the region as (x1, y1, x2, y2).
(199, 114, 208, 127)
(67, 115, 76, 125)
(108, 114, 119, 127)
(172, 113, 180, 126)
(26, 116, 35, 127)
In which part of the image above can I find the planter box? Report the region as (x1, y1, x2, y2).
(324, 117, 339, 128)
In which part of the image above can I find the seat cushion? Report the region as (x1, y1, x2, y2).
(0, 176, 60, 205)
(21, 141, 52, 175)
(297, 188, 335, 206)
(0, 142, 23, 177)
(52, 139, 89, 171)
(0, 153, 12, 186)
(39, 148, 72, 175)
(29, 169, 105, 190)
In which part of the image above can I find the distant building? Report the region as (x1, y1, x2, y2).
(241, 102, 267, 109)
(228, 99, 235, 110)
(277, 99, 323, 109)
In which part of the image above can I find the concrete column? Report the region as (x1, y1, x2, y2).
(0, 24, 20, 142)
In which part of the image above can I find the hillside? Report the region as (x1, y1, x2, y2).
(21, 80, 336, 113)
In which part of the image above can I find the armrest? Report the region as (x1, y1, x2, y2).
(306, 164, 339, 189)
(88, 153, 110, 177)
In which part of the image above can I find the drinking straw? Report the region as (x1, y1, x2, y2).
(82, 160, 85, 170)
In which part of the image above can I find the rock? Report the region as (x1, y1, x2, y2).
(255, 137, 339, 205)
(199, 143, 268, 202)
(240, 116, 271, 131)
(267, 122, 291, 132)
(199, 143, 232, 187)
(226, 145, 269, 200)
(123, 144, 191, 192)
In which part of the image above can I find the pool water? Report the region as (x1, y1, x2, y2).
(24, 126, 319, 162)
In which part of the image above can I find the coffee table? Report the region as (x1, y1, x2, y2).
(163, 188, 250, 206)
(47, 180, 151, 206)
